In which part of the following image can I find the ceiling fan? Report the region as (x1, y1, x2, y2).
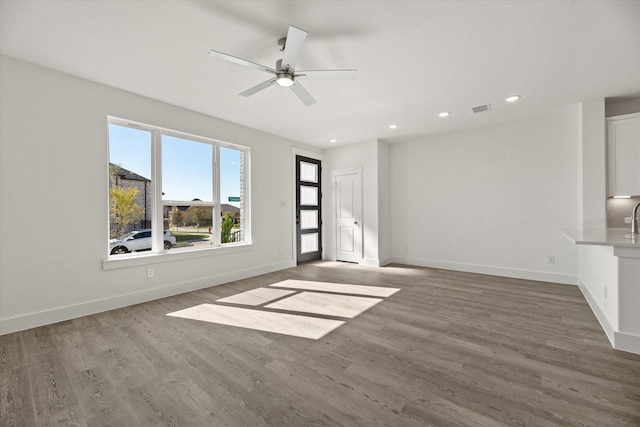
(209, 25, 356, 106)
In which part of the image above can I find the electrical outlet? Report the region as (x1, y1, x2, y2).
(147, 268, 154, 278)
(547, 256, 556, 265)
(625, 217, 632, 224)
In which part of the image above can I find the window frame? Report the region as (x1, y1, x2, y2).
(105, 116, 251, 267)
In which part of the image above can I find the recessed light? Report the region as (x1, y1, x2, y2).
(438, 112, 450, 118)
(329, 139, 337, 143)
(506, 95, 521, 102)
(389, 124, 398, 129)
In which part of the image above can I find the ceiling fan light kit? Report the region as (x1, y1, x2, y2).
(276, 73, 294, 87)
(209, 25, 356, 106)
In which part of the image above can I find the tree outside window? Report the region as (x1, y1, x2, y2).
(193, 206, 207, 231)
(109, 186, 145, 238)
(170, 208, 184, 231)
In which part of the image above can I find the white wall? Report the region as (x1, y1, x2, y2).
(0, 56, 300, 334)
(323, 140, 381, 265)
(389, 111, 580, 284)
(579, 99, 607, 228)
(377, 140, 391, 265)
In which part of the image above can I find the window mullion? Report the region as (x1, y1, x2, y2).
(241, 149, 250, 243)
(212, 144, 221, 247)
(151, 130, 163, 253)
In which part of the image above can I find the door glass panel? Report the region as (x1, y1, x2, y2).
(300, 210, 318, 230)
(300, 233, 319, 254)
(300, 186, 318, 206)
(300, 162, 318, 183)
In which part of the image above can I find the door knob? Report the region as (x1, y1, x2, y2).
(354, 221, 358, 225)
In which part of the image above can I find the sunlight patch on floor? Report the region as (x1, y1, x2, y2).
(167, 304, 345, 340)
(216, 287, 295, 306)
(270, 279, 400, 297)
(265, 291, 382, 318)
(168, 280, 400, 339)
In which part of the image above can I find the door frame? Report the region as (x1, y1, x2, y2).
(332, 166, 363, 263)
(291, 148, 323, 263)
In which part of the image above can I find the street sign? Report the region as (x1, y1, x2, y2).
(228, 196, 241, 202)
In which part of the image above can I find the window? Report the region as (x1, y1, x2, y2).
(108, 118, 249, 258)
(219, 146, 245, 243)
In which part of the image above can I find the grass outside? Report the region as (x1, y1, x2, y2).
(170, 226, 241, 247)
(171, 230, 211, 247)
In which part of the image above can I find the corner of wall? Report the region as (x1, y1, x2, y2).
(579, 98, 607, 229)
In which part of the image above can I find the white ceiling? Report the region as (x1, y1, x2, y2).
(2, 1, 639, 148)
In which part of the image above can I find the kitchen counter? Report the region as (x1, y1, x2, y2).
(562, 228, 639, 248)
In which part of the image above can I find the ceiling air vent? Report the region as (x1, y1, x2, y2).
(471, 104, 491, 114)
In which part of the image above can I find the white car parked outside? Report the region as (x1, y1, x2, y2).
(110, 229, 176, 255)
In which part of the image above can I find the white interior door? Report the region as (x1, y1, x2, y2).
(335, 171, 362, 263)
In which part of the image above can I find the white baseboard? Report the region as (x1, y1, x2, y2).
(614, 331, 640, 355)
(576, 276, 616, 346)
(0, 260, 295, 335)
(389, 256, 577, 285)
(359, 258, 381, 267)
(577, 276, 640, 355)
(378, 257, 393, 267)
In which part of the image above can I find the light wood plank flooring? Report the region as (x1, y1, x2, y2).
(2, 262, 639, 426)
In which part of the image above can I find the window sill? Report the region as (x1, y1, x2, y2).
(102, 242, 253, 270)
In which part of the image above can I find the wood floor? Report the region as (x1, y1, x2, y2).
(1, 262, 639, 426)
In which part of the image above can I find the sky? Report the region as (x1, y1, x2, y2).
(108, 123, 242, 206)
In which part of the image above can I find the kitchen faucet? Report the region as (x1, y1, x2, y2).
(633, 201, 640, 235)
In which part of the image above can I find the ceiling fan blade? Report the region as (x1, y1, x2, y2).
(239, 78, 277, 97)
(295, 69, 357, 80)
(281, 26, 308, 70)
(209, 50, 276, 74)
(290, 82, 317, 106)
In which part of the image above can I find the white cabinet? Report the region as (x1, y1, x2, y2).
(607, 113, 640, 196)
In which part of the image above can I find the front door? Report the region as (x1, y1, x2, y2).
(296, 156, 322, 263)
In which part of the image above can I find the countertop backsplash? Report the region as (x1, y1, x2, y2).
(607, 196, 640, 228)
